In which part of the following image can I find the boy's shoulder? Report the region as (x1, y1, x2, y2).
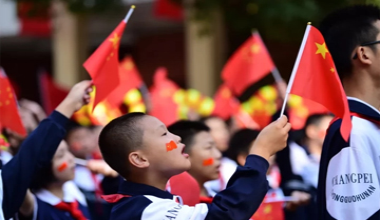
(109, 194, 208, 220)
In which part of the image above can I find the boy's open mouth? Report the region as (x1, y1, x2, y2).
(181, 145, 189, 158)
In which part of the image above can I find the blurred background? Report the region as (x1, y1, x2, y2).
(0, 0, 373, 102)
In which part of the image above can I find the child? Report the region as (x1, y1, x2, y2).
(299, 114, 333, 189)
(1, 80, 92, 220)
(99, 112, 291, 219)
(17, 141, 91, 220)
(167, 120, 222, 202)
(201, 116, 237, 195)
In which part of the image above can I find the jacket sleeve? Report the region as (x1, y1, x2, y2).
(1, 111, 69, 220)
(138, 155, 269, 220)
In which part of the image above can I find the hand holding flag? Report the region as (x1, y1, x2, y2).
(280, 23, 352, 141)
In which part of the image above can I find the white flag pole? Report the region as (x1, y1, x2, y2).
(279, 23, 312, 117)
(124, 5, 136, 23)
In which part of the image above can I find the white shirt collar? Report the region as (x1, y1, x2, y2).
(35, 189, 76, 206)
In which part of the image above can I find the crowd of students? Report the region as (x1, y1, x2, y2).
(1, 3, 380, 220)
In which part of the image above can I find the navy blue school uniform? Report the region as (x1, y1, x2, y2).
(317, 97, 380, 220)
(104, 155, 269, 220)
(1, 111, 69, 220)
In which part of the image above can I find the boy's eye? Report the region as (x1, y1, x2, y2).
(162, 132, 167, 136)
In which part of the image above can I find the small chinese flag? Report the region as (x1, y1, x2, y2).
(38, 71, 69, 115)
(222, 32, 275, 96)
(288, 24, 352, 141)
(106, 56, 143, 107)
(149, 67, 180, 126)
(0, 68, 27, 136)
(83, 7, 135, 110)
(212, 84, 240, 120)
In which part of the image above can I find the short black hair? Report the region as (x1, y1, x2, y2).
(224, 129, 260, 164)
(301, 113, 333, 143)
(319, 5, 380, 79)
(304, 113, 332, 128)
(167, 120, 210, 153)
(98, 112, 146, 178)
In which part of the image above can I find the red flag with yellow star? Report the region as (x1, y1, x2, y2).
(106, 56, 143, 107)
(222, 32, 275, 96)
(83, 19, 127, 110)
(149, 67, 180, 126)
(0, 68, 27, 136)
(288, 24, 351, 141)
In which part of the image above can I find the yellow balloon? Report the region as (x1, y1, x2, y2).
(241, 102, 254, 114)
(259, 85, 278, 101)
(187, 89, 201, 105)
(288, 95, 303, 108)
(198, 97, 215, 116)
(249, 97, 264, 111)
(124, 89, 142, 105)
(129, 103, 147, 113)
(178, 105, 189, 119)
(173, 89, 186, 104)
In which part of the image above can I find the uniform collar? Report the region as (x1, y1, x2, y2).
(347, 97, 380, 122)
(35, 189, 76, 206)
(118, 180, 174, 200)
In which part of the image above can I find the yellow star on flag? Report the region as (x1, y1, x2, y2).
(330, 67, 335, 73)
(109, 33, 120, 49)
(123, 61, 134, 70)
(264, 205, 272, 214)
(251, 44, 260, 54)
(315, 42, 329, 59)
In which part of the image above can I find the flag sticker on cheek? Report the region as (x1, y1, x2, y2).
(166, 141, 178, 152)
(57, 162, 68, 172)
(203, 158, 214, 166)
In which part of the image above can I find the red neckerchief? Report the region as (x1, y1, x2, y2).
(101, 194, 131, 203)
(199, 196, 213, 204)
(54, 201, 87, 220)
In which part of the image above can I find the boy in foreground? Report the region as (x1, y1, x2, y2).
(100, 113, 291, 220)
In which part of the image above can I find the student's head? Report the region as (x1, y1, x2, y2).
(225, 129, 260, 166)
(168, 121, 222, 185)
(319, 5, 380, 82)
(303, 114, 334, 147)
(31, 141, 75, 191)
(66, 125, 96, 159)
(201, 116, 230, 152)
(98, 113, 190, 180)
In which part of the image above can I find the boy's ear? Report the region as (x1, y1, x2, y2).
(129, 151, 150, 169)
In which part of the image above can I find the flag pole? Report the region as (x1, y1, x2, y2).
(279, 22, 312, 117)
(124, 5, 136, 23)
